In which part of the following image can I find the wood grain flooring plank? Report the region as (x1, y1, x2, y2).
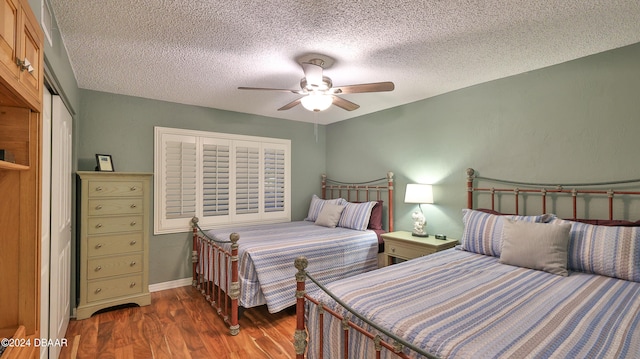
(77, 315, 99, 359)
(131, 306, 155, 358)
(114, 345, 134, 358)
(142, 311, 175, 359)
(96, 316, 116, 359)
(162, 324, 192, 359)
(110, 308, 134, 349)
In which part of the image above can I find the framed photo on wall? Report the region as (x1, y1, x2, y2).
(95, 154, 114, 172)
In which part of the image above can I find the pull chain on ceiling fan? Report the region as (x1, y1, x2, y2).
(238, 56, 394, 112)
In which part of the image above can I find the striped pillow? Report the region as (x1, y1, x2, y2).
(338, 201, 377, 231)
(305, 195, 345, 222)
(461, 209, 554, 257)
(551, 218, 640, 282)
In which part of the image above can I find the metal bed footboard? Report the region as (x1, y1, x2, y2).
(294, 256, 438, 359)
(191, 216, 240, 336)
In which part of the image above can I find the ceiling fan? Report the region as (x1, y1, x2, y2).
(238, 57, 395, 112)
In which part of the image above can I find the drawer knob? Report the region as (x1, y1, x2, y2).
(95, 244, 103, 249)
(130, 204, 137, 208)
(95, 288, 102, 294)
(95, 266, 102, 271)
(130, 282, 136, 288)
(130, 240, 137, 245)
(391, 247, 395, 253)
(130, 186, 137, 191)
(95, 205, 103, 210)
(130, 261, 136, 266)
(130, 221, 137, 226)
(95, 223, 103, 229)
(95, 186, 103, 191)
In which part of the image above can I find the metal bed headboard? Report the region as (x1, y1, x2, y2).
(466, 168, 640, 220)
(321, 171, 394, 232)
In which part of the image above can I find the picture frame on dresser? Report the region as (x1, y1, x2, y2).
(95, 154, 114, 171)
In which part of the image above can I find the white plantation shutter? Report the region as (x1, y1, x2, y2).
(234, 143, 260, 215)
(264, 146, 286, 213)
(165, 140, 197, 218)
(202, 141, 230, 217)
(154, 127, 290, 234)
(155, 131, 199, 233)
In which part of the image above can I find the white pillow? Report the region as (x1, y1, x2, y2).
(499, 220, 571, 276)
(314, 204, 345, 228)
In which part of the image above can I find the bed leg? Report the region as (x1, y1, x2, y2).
(191, 217, 199, 287)
(294, 257, 309, 359)
(229, 232, 240, 336)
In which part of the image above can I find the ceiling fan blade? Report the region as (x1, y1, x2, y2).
(238, 86, 304, 94)
(331, 96, 360, 111)
(301, 62, 323, 88)
(277, 98, 302, 111)
(332, 81, 395, 94)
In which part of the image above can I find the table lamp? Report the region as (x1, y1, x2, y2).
(404, 184, 433, 237)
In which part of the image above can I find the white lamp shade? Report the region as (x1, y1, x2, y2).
(404, 184, 434, 204)
(301, 93, 333, 112)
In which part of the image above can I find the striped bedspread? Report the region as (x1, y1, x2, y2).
(206, 221, 378, 313)
(305, 248, 640, 359)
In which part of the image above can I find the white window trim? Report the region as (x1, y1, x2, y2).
(154, 127, 291, 234)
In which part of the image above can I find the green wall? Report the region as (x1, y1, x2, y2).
(77, 91, 327, 283)
(326, 42, 640, 238)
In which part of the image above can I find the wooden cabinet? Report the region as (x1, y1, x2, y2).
(0, 0, 42, 110)
(0, 0, 42, 171)
(76, 172, 152, 320)
(382, 231, 458, 266)
(0, 0, 42, 357)
(0, 0, 20, 79)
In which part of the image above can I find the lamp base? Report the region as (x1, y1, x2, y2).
(412, 232, 429, 238)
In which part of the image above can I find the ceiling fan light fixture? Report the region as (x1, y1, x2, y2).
(301, 92, 332, 112)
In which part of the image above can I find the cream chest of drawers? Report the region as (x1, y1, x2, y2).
(76, 172, 152, 319)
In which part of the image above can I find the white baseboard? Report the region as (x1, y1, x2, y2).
(148, 277, 192, 292)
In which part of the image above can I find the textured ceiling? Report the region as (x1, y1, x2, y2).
(50, 1, 640, 125)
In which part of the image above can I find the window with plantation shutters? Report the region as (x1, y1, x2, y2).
(154, 127, 291, 234)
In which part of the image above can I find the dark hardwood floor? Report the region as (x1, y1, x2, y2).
(59, 286, 296, 359)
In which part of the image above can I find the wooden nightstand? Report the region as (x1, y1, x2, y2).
(381, 231, 458, 266)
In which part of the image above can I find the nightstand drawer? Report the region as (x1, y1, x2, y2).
(386, 241, 434, 259)
(88, 233, 144, 257)
(381, 231, 458, 266)
(87, 215, 143, 235)
(88, 198, 144, 216)
(87, 253, 143, 280)
(87, 275, 143, 303)
(87, 180, 145, 198)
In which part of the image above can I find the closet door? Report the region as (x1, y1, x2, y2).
(40, 89, 52, 359)
(49, 94, 72, 359)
